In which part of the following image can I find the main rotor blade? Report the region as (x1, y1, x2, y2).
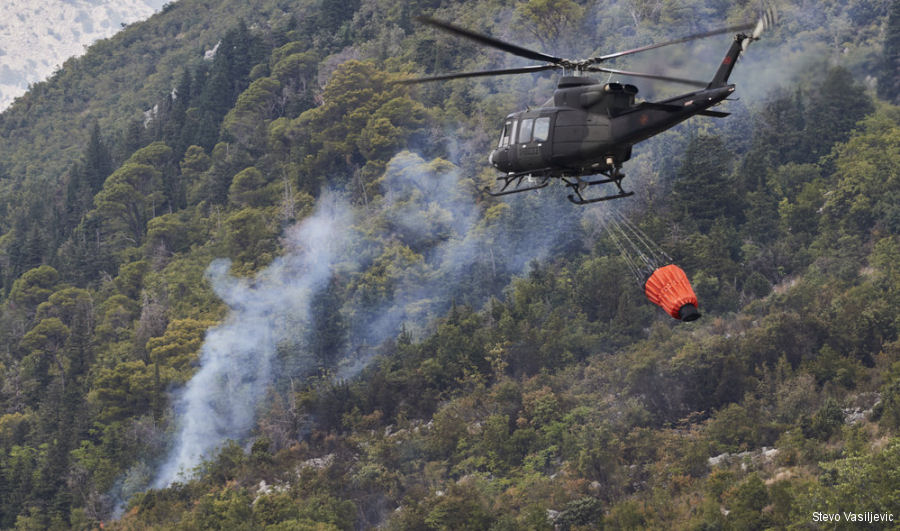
(586, 66, 708, 88)
(392, 64, 559, 84)
(417, 16, 565, 65)
(589, 22, 756, 63)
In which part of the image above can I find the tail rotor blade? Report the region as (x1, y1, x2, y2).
(744, 7, 777, 50)
(754, 8, 777, 38)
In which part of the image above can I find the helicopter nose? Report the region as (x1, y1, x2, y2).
(489, 150, 497, 167)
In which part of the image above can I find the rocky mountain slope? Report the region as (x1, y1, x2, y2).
(0, 0, 167, 110)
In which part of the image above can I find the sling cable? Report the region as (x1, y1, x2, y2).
(603, 209, 700, 321)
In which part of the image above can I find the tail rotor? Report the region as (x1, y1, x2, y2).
(744, 7, 777, 51)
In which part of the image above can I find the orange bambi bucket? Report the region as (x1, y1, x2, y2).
(644, 264, 700, 321)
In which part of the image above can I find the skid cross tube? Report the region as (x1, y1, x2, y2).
(484, 171, 551, 196)
(562, 170, 634, 204)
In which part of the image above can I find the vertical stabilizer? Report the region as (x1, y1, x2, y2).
(707, 36, 748, 88)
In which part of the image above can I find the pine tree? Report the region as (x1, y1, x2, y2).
(880, 0, 900, 103)
(84, 123, 113, 194)
(121, 119, 147, 160)
(671, 135, 739, 229)
(310, 277, 347, 369)
(64, 124, 113, 232)
(166, 69, 193, 156)
(319, 0, 361, 43)
(804, 67, 874, 161)
(65, 162, 90, 229)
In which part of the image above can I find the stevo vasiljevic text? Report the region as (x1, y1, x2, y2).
(812, 512, 894, 523)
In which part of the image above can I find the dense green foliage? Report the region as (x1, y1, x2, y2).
(0, 0, 898, 529)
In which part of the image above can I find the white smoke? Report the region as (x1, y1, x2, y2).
(337, 151, 578, 377)
(151, 152, 580, 487)
(339, 153, 482, 358)
(153, 195, 353, 487)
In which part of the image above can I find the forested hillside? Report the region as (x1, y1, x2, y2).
(0, 0, 898, 529)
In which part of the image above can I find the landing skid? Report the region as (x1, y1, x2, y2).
(485, 168, 634, 204)
(562, 171, 634, 204)
(484, 171, 552, 196)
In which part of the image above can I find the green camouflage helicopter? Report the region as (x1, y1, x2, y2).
(399, 11, 775, 204)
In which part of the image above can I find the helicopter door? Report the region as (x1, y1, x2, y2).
(514, 116, 549, 171)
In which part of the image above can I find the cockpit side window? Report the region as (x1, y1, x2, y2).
(519, 118, 534, 143)
(533, 116, 550, 142)
(499, 121, 511, 147)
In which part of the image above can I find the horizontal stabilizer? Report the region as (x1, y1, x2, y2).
(697, 109, 730, 118)
(639, 102, 681, 112)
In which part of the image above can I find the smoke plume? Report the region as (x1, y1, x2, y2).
(153, 195, 353, 487)
(152, 151, 580, 487)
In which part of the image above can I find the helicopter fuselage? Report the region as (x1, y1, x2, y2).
(489, 76, 735, 178)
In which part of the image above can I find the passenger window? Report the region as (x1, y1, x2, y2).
(519, 118, 534, 143)
(509, 120, 518, 149)
(533, 117, 550, 142)
(499, 121, 511, 147)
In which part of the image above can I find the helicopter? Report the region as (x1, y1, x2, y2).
(398, 11, 776, 204)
